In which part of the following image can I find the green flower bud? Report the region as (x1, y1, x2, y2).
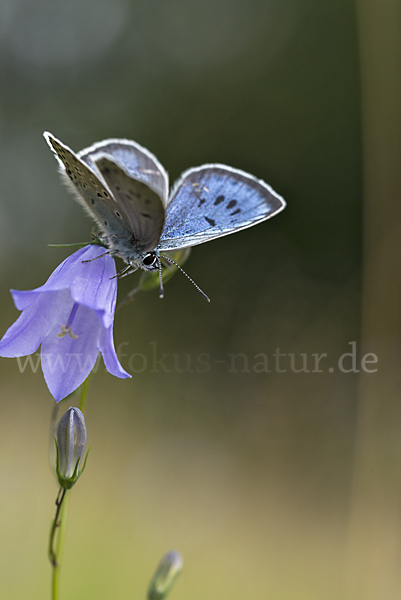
(55, 407, 89, 489)
(147, 551, 183, 600)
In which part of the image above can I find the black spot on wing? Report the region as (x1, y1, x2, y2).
(214, 195, 225, 205)
(231, 208, 241, 216)
(129, 189, 141, 199)
(205, 217, 215, 226)
(227, 200, 237, 209)
(198, 198, 206, 207)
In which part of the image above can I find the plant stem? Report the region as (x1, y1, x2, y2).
(48, 373, 92, 598)
(79, 373, 91, 414)
(49, 487, 70, 600)
(344, 0, 401, 597)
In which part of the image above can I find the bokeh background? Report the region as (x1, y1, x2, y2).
(0, 0, 400, 598)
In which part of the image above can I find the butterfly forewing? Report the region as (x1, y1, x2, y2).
(158, 165, 286, 250)
(78, 139, 169, 207)
(93, 154, 166, 252)
(44, 132, 134, 246)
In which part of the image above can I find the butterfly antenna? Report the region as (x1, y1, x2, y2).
(160, 254, 210, 302)
(158, 258, 165, 299)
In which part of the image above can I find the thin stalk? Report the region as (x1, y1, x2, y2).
(49, 487, 70, 600)
(79, 372, 91, 414)
(344, 0, 401, 597)
(47, 371, 92, 598)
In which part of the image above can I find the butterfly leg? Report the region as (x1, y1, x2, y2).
(82, 251, 111, 263)
(118, 266, 139, 279)
(111, 264, 134, 279)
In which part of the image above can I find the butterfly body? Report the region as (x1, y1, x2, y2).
(98, 232, 161, 272)
(44, 132, 286, 286)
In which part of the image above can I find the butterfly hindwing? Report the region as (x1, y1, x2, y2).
(44, 132, 134, 246)
(93, 154, 166, 252)
(158, 164, 286, 250)
(78, 139, 169, 207)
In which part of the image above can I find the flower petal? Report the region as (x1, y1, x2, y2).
(11, 247, 93, 310)
(69, 246, 117, 329)
(0, 290, 69, 357)
(11, 246, 116, 327)
(41, 303, 101, 402)
(99, 324, 131, 380)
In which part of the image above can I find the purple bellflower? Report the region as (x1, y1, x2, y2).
(0, 245, 130, 402)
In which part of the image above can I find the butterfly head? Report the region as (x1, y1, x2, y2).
(139, 251, 160, 272)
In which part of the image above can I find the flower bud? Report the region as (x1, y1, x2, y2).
(147, 551, 183, 600)
(55, 407, 88, 489)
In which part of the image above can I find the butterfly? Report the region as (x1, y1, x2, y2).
(44, 132, 286, 300)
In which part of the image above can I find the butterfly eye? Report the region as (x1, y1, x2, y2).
(142, 252, 159, 270)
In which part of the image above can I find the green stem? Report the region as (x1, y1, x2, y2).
(79, 373, 91, 414)
(48, 372, 93, 598)
(49, 487, 70, 600)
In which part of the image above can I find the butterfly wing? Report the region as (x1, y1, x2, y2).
(44, 132, 134, 245)
(158, 164, 286, 251)
(78, 139, 169, 207)
(92, 154, 166, 252)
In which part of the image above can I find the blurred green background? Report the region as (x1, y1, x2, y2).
(0, 0, 400, 598)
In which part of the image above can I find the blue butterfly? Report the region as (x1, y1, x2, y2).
(44, 133, 286, 300)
